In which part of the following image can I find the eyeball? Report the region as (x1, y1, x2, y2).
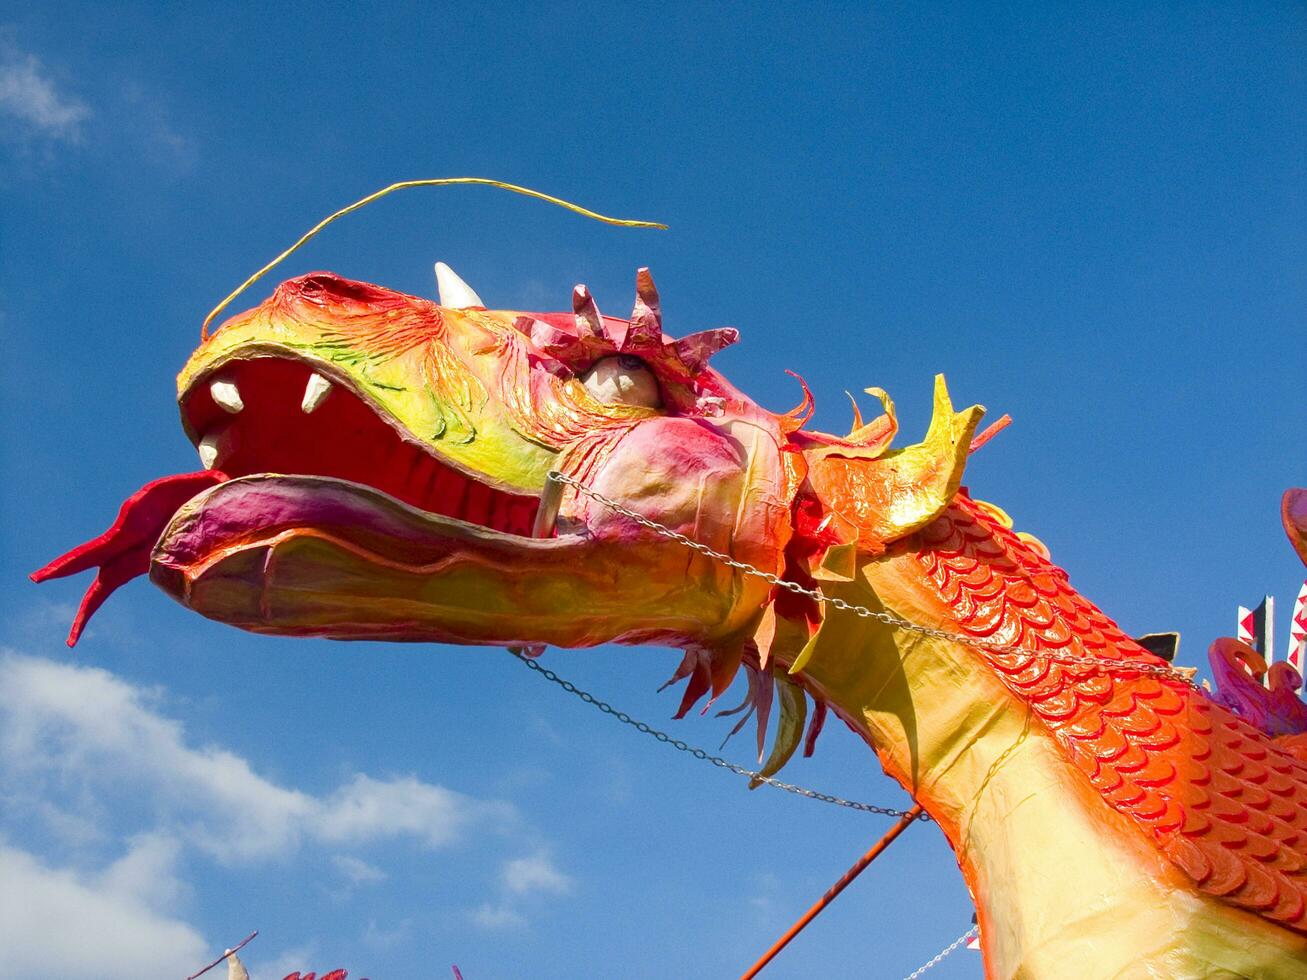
(580, 355, 662, 409)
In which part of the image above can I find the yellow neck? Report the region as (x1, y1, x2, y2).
(789, 552, 1307, 978)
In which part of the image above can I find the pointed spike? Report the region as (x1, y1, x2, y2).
(673, 327, 738, 374)
(803, 699, 828, 757)
(755, 670, 775, 762)
(844, 391, 864, 434)
(625, 267, 662, 349)
(572, 285, 604, 338)
(846, 386, 898, 447)
(434, 261, 485, 309)
(754, 606, 778, 672)
(719, 701, 756, 750)
(789, 628, 822, 675)
(969, 413, 1013, 454)
(674, 658, 713, 719)
(781, 370, 816, 429)
(658, 650, 698, 693)
(715, 664, 758, 718)
(708, 643, 744, 703)
(750, 675, 807, 787)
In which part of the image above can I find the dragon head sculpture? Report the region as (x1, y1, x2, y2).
(36, 264, 980, 673)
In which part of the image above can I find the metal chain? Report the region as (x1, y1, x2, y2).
(511, 650, 926, 820)
(548, 471, 1204, 694)
(902, 928, 977, 980)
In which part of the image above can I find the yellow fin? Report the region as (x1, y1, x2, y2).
(750, 674, 807, 787)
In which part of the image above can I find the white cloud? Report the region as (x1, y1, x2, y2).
(470, 902, 526, 930)
(0, 837, 207, 979)
(0, 651, 552, 974)
(468, 852, 575, 930)
(0, 652, 512, 862)
(362, 917, 412, 949)
(332, 854, 387, 885)
(319, 774, 507, 850)
(502, 852, 574, 897)
(0, 34, 88, 142)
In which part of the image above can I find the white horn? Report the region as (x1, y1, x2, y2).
(434, 262, 485, 309)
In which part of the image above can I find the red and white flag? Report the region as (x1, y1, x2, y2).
(1238, 597, 1275, 688)
(1288, 582, 1307, 678)
(1238, 605, 1256, 648)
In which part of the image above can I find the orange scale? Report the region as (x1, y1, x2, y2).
(1121, 709, 1164, 739)
(1241, 741, 1271, 762)
(1106, 781, 1147, 808)
(998, 663, 1050, 695)
(1209, 769, 1249, 799)
(1210, 798, 1252, 825)
(1187, 712, 1215, 738)
(1180, 808, 1213, 837)
(1241, 783, 1273, 811)
(1265, 887, 1307, 927)
(1169, 836, 1214, 883)
(1064, 709, 1108, 741)
(958, 607, 1007, 639)
(1003, 580, 1041, 608)
(1234, 862, 1283, 911)
(1090, 763, 1126, 794)
(1150, 797, 1185, 835)
(1267, 796, 1304, 826)
(1133, 723, 1182, 753)
(1029, 573, 1062, 597)
(1101, 691, 1145, 720)
(1131, 789, 1172, 821)
(1073, 673, 1116, 704)
(1245, 813, 1278, 842)
(1183, 762, 1212, 790)
(1113, 741, 1152, 774)
(1264, 771, 1297, 796)
(957, 561, 997, 588)
(1088, 723, 1132, 762)
(1030, 687, 1080, 721)
(1133, 756, 1178, 789)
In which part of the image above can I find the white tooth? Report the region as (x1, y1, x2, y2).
(197, 426, 237, 470)
(198, 432, 222, 469)
(434, 261, 485, 309)
(301, 372, 333, 413)
(210, 378, 243, 414)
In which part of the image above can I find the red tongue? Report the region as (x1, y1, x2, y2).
(31, 470, 228, 646)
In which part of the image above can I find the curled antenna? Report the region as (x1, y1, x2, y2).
(201, 178, 667, 340)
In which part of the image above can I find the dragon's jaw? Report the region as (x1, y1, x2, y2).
(159, 352, 614, 643)
(180, 353, 544, 536)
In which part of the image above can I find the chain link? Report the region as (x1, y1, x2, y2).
(548, 471, 1203, 694)
(902, 928, 977, 979)
(511, 650, 926, 820)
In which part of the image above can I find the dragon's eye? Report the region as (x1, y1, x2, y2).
(580, 355, 662, 409)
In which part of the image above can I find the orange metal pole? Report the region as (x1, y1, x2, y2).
(739, 803, 924, 980)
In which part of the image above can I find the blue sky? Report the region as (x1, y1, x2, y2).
(1, 4, 1303, 978)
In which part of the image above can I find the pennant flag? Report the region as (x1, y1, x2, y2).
(1238, 605, 1258, 650)
(1237, 597, 1275, 689)
(1288, 581, 1307, 679)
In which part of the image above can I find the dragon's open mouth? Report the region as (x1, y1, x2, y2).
(33, 354, 559, 646)
(182, 355, 541, 536)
